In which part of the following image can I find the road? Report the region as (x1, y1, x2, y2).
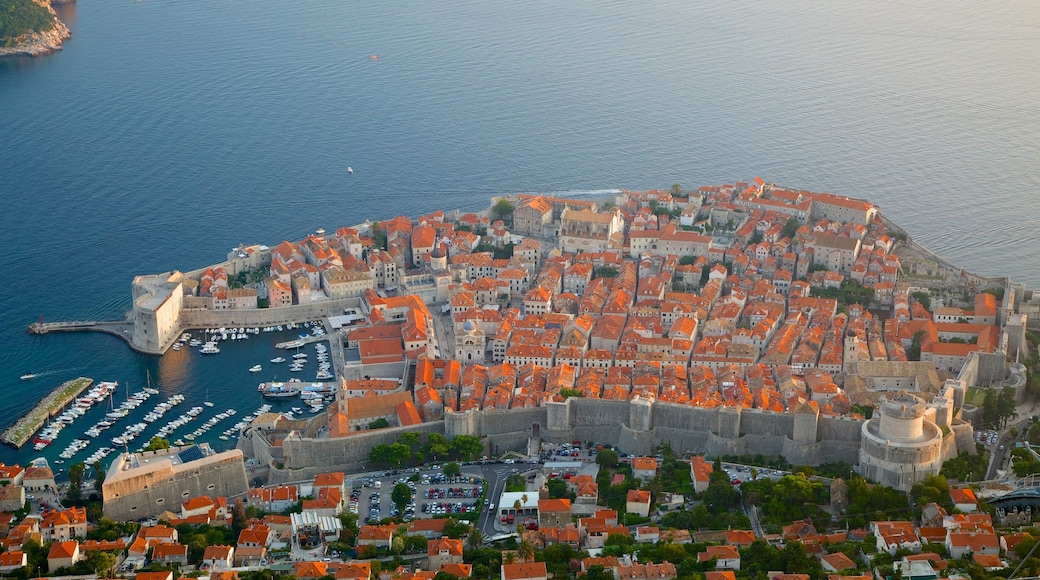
(463, 462, 536, 542)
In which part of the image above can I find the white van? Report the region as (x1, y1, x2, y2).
(374, 480, 382, 489)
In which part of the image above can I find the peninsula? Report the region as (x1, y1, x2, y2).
(0, 0, 70, 57)
(12, 180, 1040, 580)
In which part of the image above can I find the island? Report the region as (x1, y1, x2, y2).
(12, 180, 1040, 580)
(0, 0, 70, 57)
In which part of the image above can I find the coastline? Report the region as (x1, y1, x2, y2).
(0, 0, 71, 58)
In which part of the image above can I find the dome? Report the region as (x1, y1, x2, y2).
(462, 320, 476, 333)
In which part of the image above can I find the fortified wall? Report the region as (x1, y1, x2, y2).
(243, 390, 971, 492)
(102, 446, 249, 521)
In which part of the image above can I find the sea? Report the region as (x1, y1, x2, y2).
(0, 0, 1038, 469)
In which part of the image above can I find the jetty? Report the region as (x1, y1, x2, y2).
(28, 318, 134, 340)
(1, 377, 94, 448)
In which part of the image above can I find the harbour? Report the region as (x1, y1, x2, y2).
(0, 377, 94, 449)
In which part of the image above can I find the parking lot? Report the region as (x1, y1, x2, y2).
(419, 472, 483, 517)
(346, 469, 485, 523)
(976, 429, 1000, 447)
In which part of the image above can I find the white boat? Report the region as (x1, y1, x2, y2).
(271, 357, 286, 363)
(204, 401, 215, 408)
(200, 343, 220, 355)
(347, 166, 353, 174)
(249, 364, 263, 373)
(20, 373, 35, 380)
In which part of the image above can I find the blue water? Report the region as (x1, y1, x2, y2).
(1, 0, 1038, 467)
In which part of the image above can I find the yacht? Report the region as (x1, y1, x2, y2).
(20, 373, 35, 380)
(271, 357, 286, 363)
(200, 343, 220, 355)
(249, 365, 263, 373)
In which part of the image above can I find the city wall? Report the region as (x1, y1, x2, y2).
(178, 298, 361, 330)
(250, 394, 959, 481)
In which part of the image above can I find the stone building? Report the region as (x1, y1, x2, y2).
(558, 209, 625, 254)
(102, 445, 248, 521)
(859, 394, 946, 491)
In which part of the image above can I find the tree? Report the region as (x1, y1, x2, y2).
(93, 461, 105, 494)
(370, 442, 412, 468)
(594, 266, 619, 278)
(368, 418, 390, 430)
(492, 198, 515, 220)
(68, 461, 85, 501)
(466, 528, 484, 551)
(596, 449, 619, 468)
(584, 565, 614, 580)
(392, 535, 405, 555)
(83, 550, 117, 577)
(558, 388, 585, 399)
(423, 433, 451, 461)
(391, 483, 413, 514)
(782, 217, 800, 239)
(516, 539, 535, 563)
(443, 461, 462, 478)
(450, 435, 484, 461)
(143, 436, 170, 452)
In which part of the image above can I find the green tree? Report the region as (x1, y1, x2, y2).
(93, 461, 105, 494)
(466, 528, 484, 551)
(492, 198, 515, 220)
(83, 550, 117, 576)
(594, 266, 619, 278)
(443, 461, 462, 478)
(143, 436, 171, 452)
(596, 449, 619, 468)
(516, 539, 535, 563)
(368, 418, 390, 430)
(557, 388, 585, 398)
(584, 565, 614, 580)
(782, 218, 800, 239)
(910, 474, 950, 507)
(423, 433, 451, 460)
(391, 483, 412, 514)
(450, 435, 484, 461)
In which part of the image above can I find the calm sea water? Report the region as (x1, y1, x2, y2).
(1, 0, 1038, 467)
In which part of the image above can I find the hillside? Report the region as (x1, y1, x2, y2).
(0, 0, 69, 56)
(0, 0, 55, 42)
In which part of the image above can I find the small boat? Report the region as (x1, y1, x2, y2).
(249, 365, 263, 373)
(20, 373, 35, 380)
(347, 166, 354, 174)
(204, 401, 215, 408)
(271, 357, 286, 363)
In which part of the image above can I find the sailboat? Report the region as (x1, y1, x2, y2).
(144, 370, 159, 395)
(204, 389, 214, 408)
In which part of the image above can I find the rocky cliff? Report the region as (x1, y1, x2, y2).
(0, 0, 71, 57)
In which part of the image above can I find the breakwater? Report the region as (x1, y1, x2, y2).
(0, 377, 93, 448)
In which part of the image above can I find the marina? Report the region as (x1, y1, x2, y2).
(1, 377, 95, 449)
(2, 321, 342, 467)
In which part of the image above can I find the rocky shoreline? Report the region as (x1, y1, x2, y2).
(0, 0, 71, 57)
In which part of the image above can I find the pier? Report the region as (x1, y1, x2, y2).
(1, 377, 94, 448)
(28, 319, 135, 344)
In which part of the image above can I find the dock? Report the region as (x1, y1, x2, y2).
(1, 377, 94, 448)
